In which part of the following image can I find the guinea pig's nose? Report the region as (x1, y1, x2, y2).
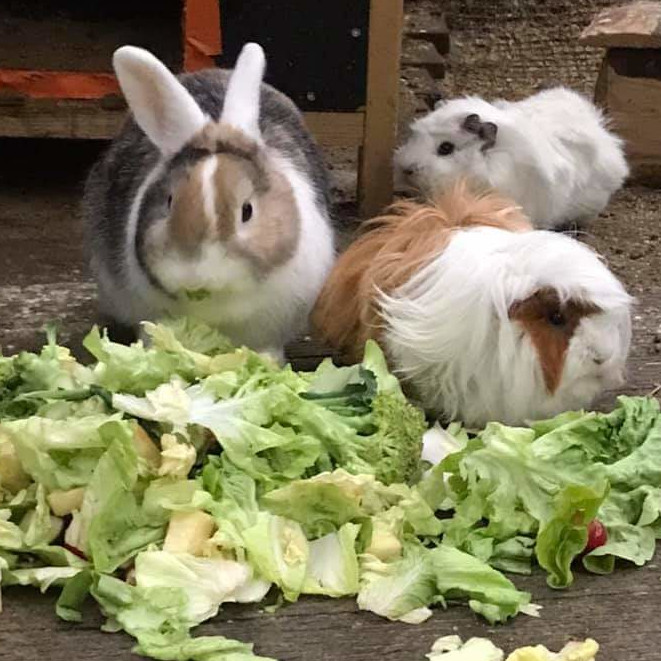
(593, 357, 606, 366)
(403, 167, 416, 177)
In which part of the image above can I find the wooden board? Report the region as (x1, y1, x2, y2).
(0, 98, 364, 148)
(596, 48, 661, 183)
(580, 1, 661, 49)
(2, 557, 661, 661)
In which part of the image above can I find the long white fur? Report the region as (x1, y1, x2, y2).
(113, 46, 206, 155)
(380, 226, 632, 427)
(394, 88, 629, 229)
(220, 43, 266, 141)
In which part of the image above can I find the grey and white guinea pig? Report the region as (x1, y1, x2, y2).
(394, 87, 629, 230)
(312, 181, 632, 427)
(83, 43, 336, 361)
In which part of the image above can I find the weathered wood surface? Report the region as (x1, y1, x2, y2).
(0, 139, 660, 660)
(580, 1, 661, 49)
(3, 554, 661, 661)
(358, 0, 405, 218)
(592, 48, 661, 185)
(0, 98, 366, 149)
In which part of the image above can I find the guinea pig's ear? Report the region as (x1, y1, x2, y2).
(479, 122, 498, 151)
(220, 42, 266, 141)
(462, 113, 482, 134)
(113, 46, 206, 156)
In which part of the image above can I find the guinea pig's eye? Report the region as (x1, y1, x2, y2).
(167, 195, 173, 209)
(437, 141, 455, 156)
(548, 310, 567, 327)
(241, 202, 253, 223)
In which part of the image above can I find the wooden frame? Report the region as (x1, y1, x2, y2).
(0, 0, 403, 217)
(359, 0, 404, 216)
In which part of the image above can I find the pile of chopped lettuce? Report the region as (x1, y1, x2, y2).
(425, 394, 661, 589)
(0, 318, 659, 660)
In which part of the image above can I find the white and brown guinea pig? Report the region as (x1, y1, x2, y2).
(83, 43, 336, 362)
(394, 87, 629, 230)
(312, 181, 632, 427)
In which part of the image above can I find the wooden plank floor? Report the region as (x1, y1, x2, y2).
(0, 139, 660, 660)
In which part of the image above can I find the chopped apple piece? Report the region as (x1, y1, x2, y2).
(365, 519, 402, 562)
(0, 432, 31, 493)
(47, 487, 86, 516)
(163, 510, 216, 555)
(132, 424, 162, 468)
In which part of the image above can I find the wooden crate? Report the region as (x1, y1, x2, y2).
(581, 2, 661, 184)
(0, 0, 403, 217)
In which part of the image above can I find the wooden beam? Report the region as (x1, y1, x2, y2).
(0, 98, 126, 139)
(0, 98, 364, 148)
(0, 70, 119, 100)
(358, 0, 404, 218)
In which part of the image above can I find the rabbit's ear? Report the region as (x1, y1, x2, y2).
(113, 46, 206, 155)
(220, 43, 266, 140)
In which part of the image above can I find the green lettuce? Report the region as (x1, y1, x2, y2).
(0, 326, 93, 420)
(134, 551, 270, 624)
(91, 572, 275, 661)
(437, 421, 609, 588)
(357, 544, 437, 624)
(303, 522, 361, 597)
(429, 545, 531, 624)
(73, 421, 165, 572)
(1, 414, 122, 491)
(242, 513, 308, 601)
(115, 381, 324, 489)
(84, 327, 200, 395)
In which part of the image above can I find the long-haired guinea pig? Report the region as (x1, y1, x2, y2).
(83, 43, 336, 361)
(312, 181, 632, 427)
(394, 87, 629, 230)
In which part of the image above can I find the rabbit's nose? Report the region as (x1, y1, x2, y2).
(593, 356, 606, 366)
(403, 167, 416, 177)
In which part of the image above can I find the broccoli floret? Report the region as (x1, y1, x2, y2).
(363, 391, 427, 486)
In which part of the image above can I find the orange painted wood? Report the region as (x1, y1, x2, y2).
(183, 0, 222, 71)
(0, 70, 119, 100)
(0, 0, 224, 99)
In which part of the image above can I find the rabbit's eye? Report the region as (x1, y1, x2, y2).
(547, 310, 566, 327)
(437, 141, 455, 156)
(241, 202, 253, 223)
(167, 195, 173, 209)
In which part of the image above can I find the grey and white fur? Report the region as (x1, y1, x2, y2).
(83, 43, 336, 360)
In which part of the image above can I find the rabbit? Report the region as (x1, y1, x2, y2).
(312, 180, 632, 427)
(82, 43, 336, 361)
(393, 86, 629, 230)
